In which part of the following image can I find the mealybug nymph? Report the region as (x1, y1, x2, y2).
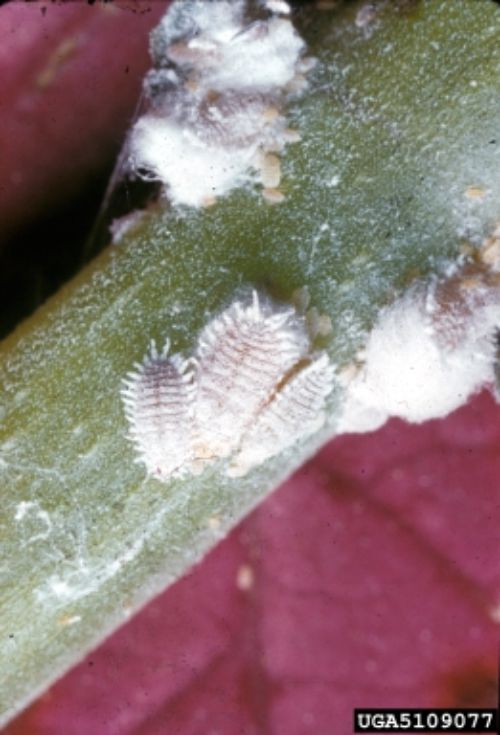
(121, 291, 334, 480)
(122, 341, 196, 480)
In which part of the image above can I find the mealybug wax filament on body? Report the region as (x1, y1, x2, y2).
(122, 290, 334, 480)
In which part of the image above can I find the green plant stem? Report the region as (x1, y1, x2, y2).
(0, 0, 499, 724)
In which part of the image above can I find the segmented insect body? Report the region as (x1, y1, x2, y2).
(228, 352, 335, 476)
(192, 292, 310, 463)
(121, 291, 334, 481)
(122, 342, 195, 479)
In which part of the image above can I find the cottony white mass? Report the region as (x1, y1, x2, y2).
(338, 282, 500, 433)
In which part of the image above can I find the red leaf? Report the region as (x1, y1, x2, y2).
(0, 1, 168, 242)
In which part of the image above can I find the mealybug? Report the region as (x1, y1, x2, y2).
(122, 291, 334, 480)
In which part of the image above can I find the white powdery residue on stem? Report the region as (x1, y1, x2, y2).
(128, 0, 308, 207)
(14, 501, 52, 546)
(338, 269, 500, 433)
(34, 487, 188, 608)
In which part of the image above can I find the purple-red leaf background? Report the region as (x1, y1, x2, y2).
(1, 4, 499, 734)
